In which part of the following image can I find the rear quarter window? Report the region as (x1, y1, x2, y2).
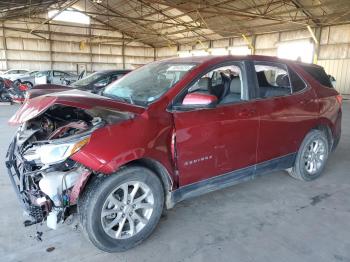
(288, 67, 307, 93)
(301, 65, 333, 88)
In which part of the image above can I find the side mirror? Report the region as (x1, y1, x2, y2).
(94, 82, 107, 88)
(171, 92, 217, 111)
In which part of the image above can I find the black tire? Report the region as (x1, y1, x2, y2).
(78, 166, 164, 252)
(0, 90, 11, 102)
(287, 129, 329, 181)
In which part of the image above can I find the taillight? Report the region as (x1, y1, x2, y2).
(336, 94, 342, 105)
(19, 84, 29, 91)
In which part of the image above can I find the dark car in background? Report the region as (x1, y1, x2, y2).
(26, 70, 131, 100)
(71, 70, 131, 92)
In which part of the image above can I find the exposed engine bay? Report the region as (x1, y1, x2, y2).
(6, 105, 106, 229)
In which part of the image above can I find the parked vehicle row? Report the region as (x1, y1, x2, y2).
(5, 55, 342, 252)
(11, 70, 78, 87)
(0, 69, 131, 103)
(26, 70, 131, 100)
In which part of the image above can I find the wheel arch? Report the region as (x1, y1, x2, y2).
(124, 158, 174, 193)
(122, 158, 176, 209)
(311, 122, 334, 149)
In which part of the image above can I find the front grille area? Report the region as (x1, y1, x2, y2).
(29, 205, 45, 222)
(6, 138, 51, 225)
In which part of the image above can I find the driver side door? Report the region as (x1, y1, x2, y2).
(172, 62, 259, 186)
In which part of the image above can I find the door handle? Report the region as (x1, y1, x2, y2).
(237, 109, 256, 117)
(299, 99, 314, 105)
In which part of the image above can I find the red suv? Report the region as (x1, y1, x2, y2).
(6, 55, 342, 252)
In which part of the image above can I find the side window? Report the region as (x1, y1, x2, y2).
(288, 67, 307, 93)
(95, 76, 110, 86)
(110, 74, 124, 82)
(36, 71, 49, 77)
(254, 63, 291, 98)
(181, 64, 243, 105)
(53, 71, 64, 77)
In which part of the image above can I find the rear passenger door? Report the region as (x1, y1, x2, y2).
(253, 61, 319, 165)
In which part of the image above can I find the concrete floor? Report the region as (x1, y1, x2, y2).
(0, 101, 349, 262)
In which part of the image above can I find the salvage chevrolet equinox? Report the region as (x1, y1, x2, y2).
(6, 55, 342, 252)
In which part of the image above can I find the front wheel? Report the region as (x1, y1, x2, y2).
(78, 166, 164, 252)
(287, 129, 329, 181)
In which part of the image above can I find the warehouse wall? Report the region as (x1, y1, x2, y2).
(318, 24, 350, 95)
(2, 18, 349, 94)
(0, 20, 155, 74)
(155, 24, 350, 94)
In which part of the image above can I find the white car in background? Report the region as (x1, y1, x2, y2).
(4, 70, 38, 86)
(0, 69, 30, 80)
(12, 70, 78, 87)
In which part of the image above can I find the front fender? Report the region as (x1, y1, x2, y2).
(70, 113, 175, 178)
(71, 146, 146, 173)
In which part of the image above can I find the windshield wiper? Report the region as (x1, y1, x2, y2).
(126, 94, 134, 105)
(103, 93, 133, 104)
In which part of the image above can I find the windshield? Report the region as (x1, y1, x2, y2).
(72, 72, 104, 87)
(103, 61, 197, 106)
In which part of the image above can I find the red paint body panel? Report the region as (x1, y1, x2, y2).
(9, 55, 342, 191)
(71, 108, 176, 184)
(27, 84, 71, 100)
(173, 102, 258, 185)
(254, 86, 319, 162)
(9, 89, 145, 125)
(69, 169, 92, 204)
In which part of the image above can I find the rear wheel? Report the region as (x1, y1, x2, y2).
(287, 130, 329, 181)
(78, 166, 164, 252)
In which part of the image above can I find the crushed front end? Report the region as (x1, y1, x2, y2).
(5, 105, 103, 229)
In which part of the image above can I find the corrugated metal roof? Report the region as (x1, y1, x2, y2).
(1, 0, 350, 47)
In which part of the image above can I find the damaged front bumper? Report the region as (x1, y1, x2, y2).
(6, 134, 91, 229)
(5, 93, 137, 231)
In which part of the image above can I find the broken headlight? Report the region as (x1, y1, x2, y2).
(24, 136, 90, 165)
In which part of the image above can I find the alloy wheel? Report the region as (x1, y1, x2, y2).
(101, 181, 154, 239)
(303, 138, 327, 175)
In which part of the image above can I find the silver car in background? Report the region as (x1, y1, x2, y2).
(10, 70, 78, 87)
(1, 69, 30, 80)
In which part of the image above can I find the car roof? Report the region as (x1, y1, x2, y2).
(5, 69, 29, 72)
(162, 55, 322, 68)
(97, 70, 132, 74)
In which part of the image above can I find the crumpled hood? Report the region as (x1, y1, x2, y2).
(9, 89, 145, 125)
(31, 83, 68, 90)
(27, 84, 71, 100)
